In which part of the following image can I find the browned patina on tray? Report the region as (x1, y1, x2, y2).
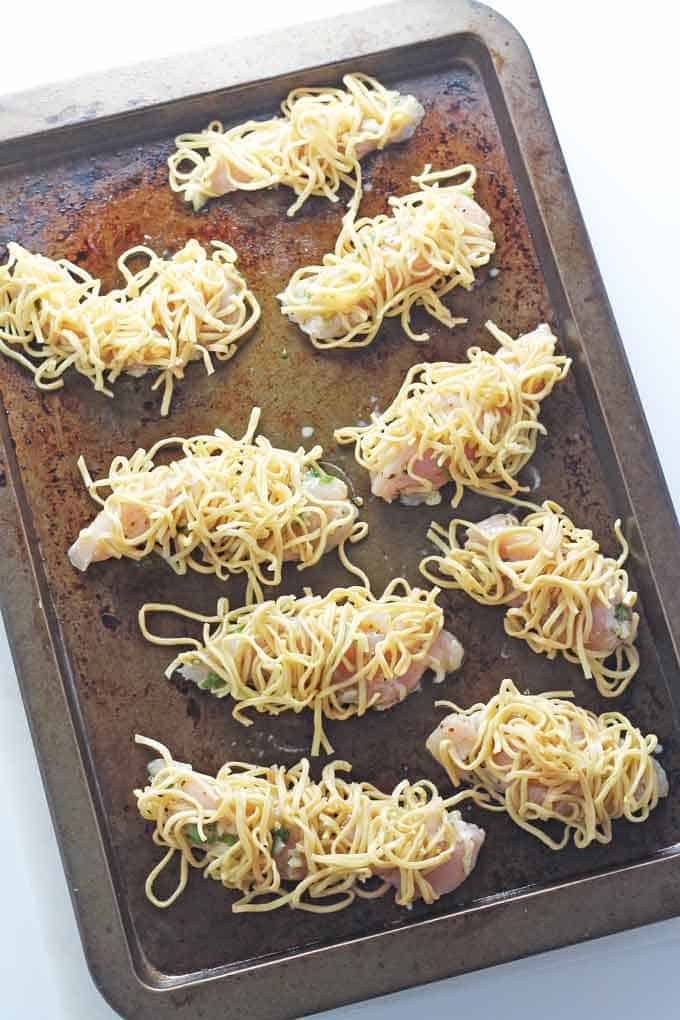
(1, 4, 679, 1018)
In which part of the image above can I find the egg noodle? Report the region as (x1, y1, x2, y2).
(70, 407, 367, 601)
(139, 580, 455, 756)
(427, 679, 666, 850)
(168, 73, 424, 218)
(278, 165, 496, 349)
(134, 734, 478, 913)
(420, 501, 639, 696)
(335, 322, 570, 506)
(0, 240, 260, 416)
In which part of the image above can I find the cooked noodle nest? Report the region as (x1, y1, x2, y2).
(75, 407, 367, 601)
(0, 239, 260, 415)
(139, 579, 453, 756)
(279, 165, 496, 349)
(168, 72, 424, 217)
(335, 321, 570, 506)
(428, 679, 665, 849)
(420, 501, 639, 696)
(135, 735, 476, 913)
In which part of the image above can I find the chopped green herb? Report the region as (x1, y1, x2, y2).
(230, 623, 246, 633)
(280, 348, 289, 360)
(202, 670, 224, 691)
(305, 464, 336, 484)
(614, 603, 632, 623)
(185, 822, 218, 844)
(185, 823, 238, 847)
(271, 825, 290, 855)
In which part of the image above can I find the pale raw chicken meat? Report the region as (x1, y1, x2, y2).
(354, 95, 425, 158)
(369, 392, 471, 504)
(426, 709, 576, 809)
(271, 823, 307, 882)
(201, 122, 286, 199)
(420, 816, 485, 897)
(378, 807, 484, 899)
(283, 470, 356, 559)
(426, 711, 481, 764)
(67, 458, 207, 570)
(651, 759, 670, 800)
(333, 622, 463, 710)
(587, 600, 639, 654)
(369, 446, 450, 504)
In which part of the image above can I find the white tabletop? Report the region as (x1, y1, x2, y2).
(2, 2, 679, 1017)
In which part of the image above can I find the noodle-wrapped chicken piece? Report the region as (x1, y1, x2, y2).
(135, 736, 484, 912)
(420, 501, 639, 696)
(427, 679, 668, 849)
(169, 73, 424, 217)
(68, 407, 365, 601)
(0, 240, 260, 415)
(278, 165, 495, 349)
(335, 322, 570, 506)
(140, 580, 464, 755)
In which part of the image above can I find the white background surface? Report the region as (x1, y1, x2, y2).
(1, 2, 679, 1018)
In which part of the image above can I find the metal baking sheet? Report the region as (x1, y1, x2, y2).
(1, 2, 679, 1017)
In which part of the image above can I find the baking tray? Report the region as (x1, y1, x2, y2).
(1, 2, 679, 1017)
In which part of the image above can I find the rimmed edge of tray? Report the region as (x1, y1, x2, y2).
(1, 1, 680, 1018)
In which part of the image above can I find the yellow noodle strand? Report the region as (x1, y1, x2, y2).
(139, 580, 460, 756)
(69, 407, 366, 600)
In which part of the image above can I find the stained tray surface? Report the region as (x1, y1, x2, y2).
(1, 17, 679, 1003)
